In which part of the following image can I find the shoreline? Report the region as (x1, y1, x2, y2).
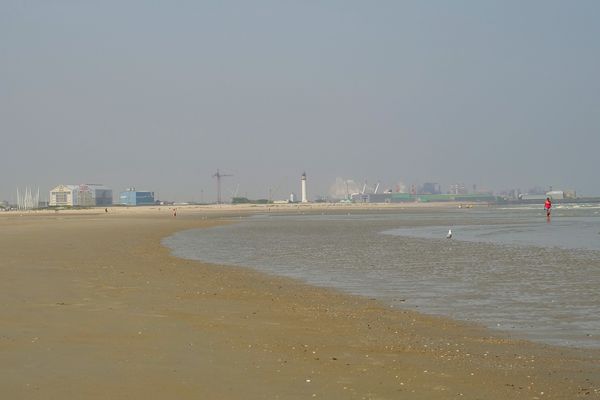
(0, 201, 487, 217)
(1, 211, 599, 398)
(164, 216, 600, 351)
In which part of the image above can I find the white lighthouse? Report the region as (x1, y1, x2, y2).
(301, 172, 308, 203)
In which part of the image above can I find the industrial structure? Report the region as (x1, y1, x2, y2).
(301, 172, 308, 203)
(49, 184, 113, 207)
(119, 188, 155, 206)
(520, 189, 576, 201)
(350, 191, 496, 203)
(213, 169, 232, 204)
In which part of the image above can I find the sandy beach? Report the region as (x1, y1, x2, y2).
(1, 205, 599, 399)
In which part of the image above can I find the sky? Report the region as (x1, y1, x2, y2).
(1, 0, 599, 202)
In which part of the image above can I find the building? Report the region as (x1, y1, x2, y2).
(49, 184, 113, 207)
(350, 193, 392, 203)
(546, 190, 564, 200)
(119, 188, 155, 206)
(85, 184, 113, 206)
(519, 194, 547, 201)
(301, 172, 308, 203)
(49, 185, 78, 206)
(421, 182, 441, 194)
(449, 183, 468, 195)
(390, 192, 496, 203)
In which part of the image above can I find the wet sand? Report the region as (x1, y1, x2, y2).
(1, 207, 599, 399)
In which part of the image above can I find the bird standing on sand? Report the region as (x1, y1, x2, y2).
(447, 229, 452, 239)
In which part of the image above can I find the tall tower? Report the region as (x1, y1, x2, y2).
(301, 172, 308, 203)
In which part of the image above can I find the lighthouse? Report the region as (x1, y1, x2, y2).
(301, 172, 308, 203)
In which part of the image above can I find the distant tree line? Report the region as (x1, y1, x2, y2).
(232, 197, 271, 204)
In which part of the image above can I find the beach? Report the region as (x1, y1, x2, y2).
(1, 205, 599, 399)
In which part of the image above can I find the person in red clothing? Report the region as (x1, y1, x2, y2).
(544, 197, 552, 217)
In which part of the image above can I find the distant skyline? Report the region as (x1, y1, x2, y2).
(0, 174, 579, 204)
(2, 1, 599, 202)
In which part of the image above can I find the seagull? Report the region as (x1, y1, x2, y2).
(446, 229, 452, 239)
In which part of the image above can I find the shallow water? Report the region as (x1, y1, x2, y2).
(163, 205, 600, 348)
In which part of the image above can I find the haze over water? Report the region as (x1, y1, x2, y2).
(164, 204, 600, 348)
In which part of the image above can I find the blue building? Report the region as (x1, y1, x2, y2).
(119, 188, 155, 206)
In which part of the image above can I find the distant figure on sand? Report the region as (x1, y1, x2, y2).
(544, 197, 552, 217)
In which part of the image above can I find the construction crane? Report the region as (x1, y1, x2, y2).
(213, 169, 233, 204)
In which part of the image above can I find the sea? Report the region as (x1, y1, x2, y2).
(163, 203, 600, 349)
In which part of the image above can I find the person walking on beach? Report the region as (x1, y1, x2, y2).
(544, 197, 552, 217)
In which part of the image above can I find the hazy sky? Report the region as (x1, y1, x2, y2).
(2, 1, 599, 202)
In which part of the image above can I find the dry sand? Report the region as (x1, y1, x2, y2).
(1, 206, 599, 399)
